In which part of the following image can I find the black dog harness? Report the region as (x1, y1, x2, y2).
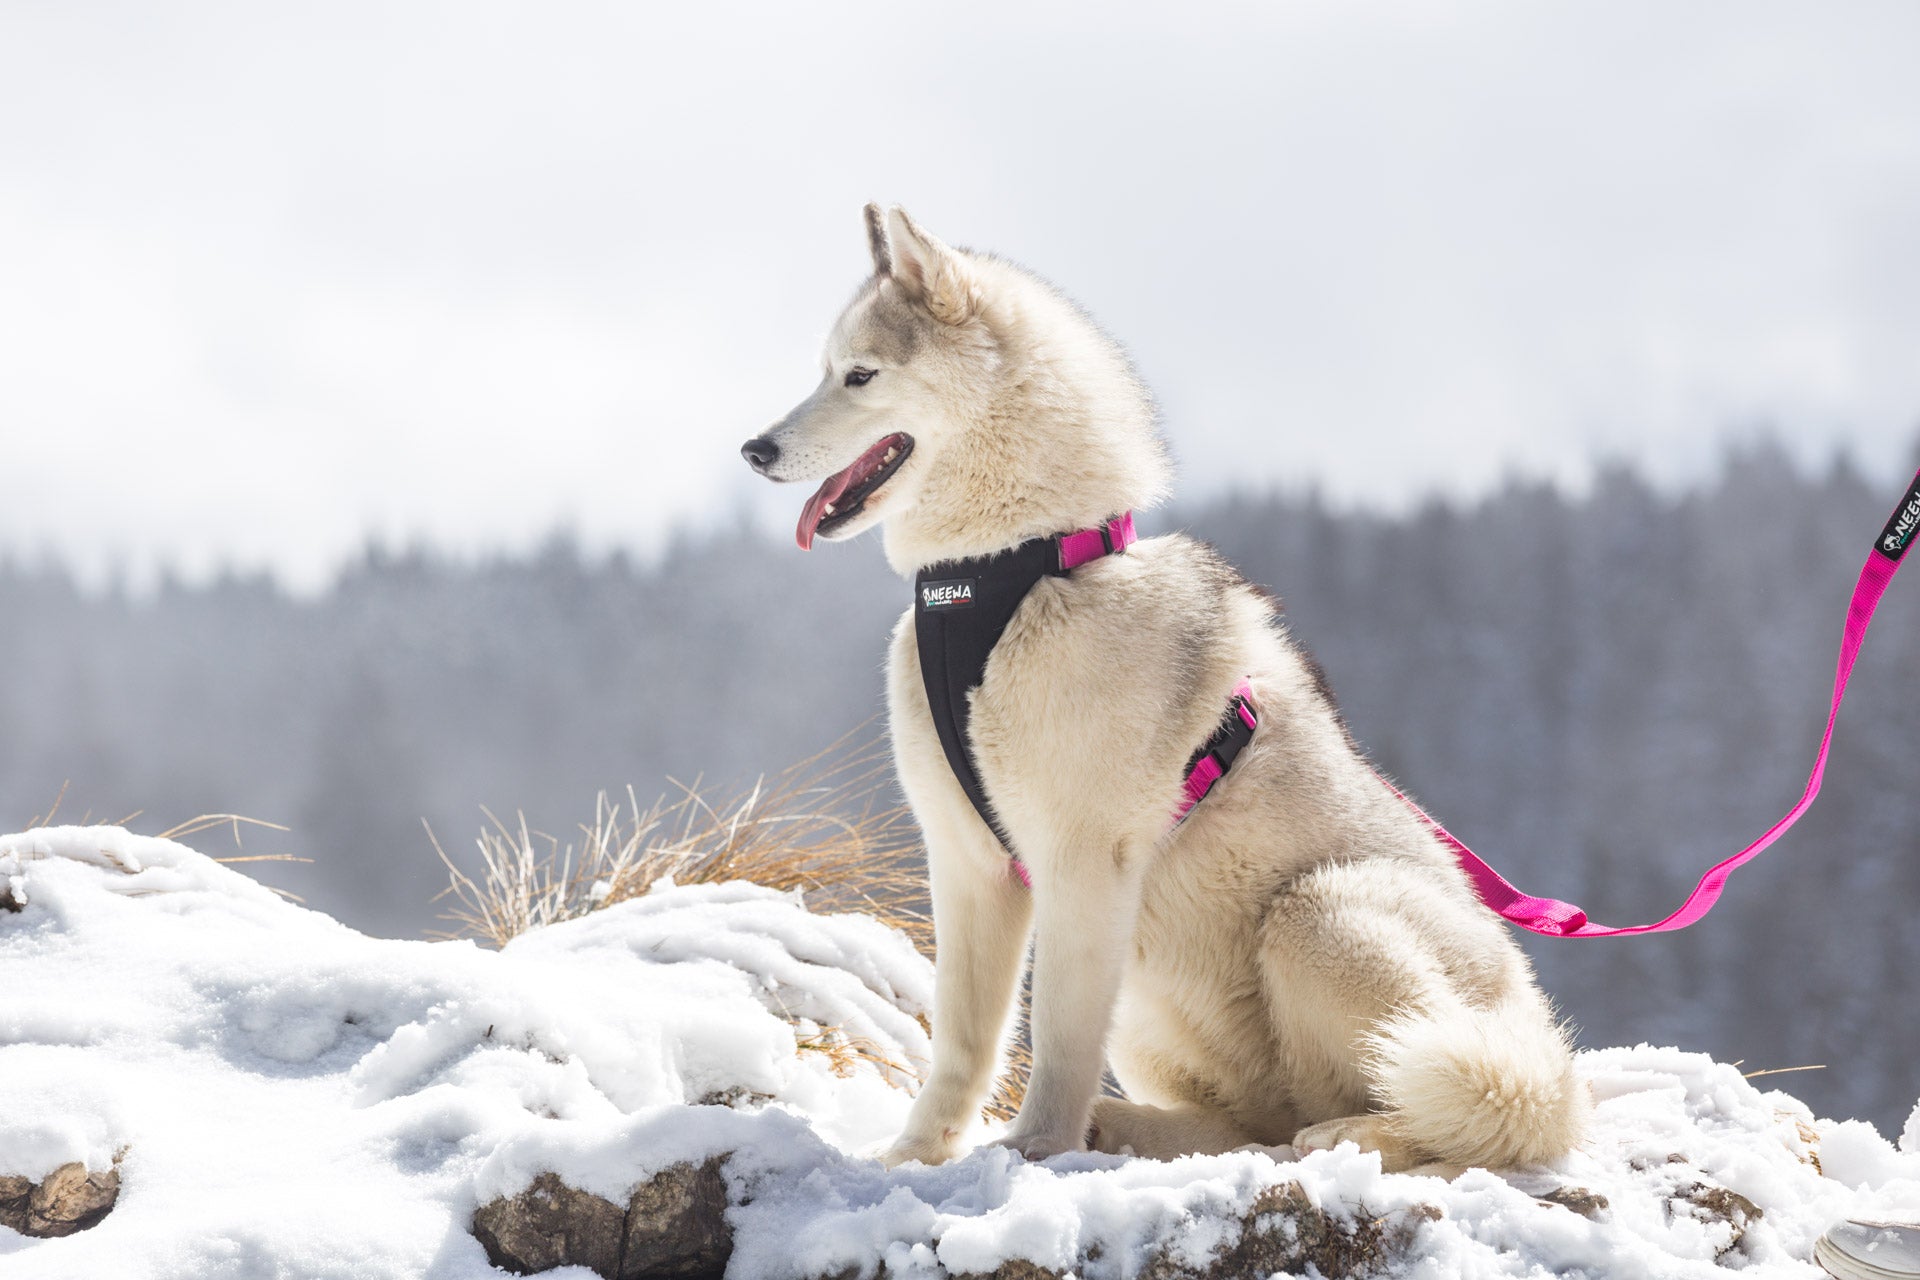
(912, 512, 1258, 883)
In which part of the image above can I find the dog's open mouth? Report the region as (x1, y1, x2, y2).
(797, 433, 914, 550)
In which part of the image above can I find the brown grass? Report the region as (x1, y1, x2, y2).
(1740, 1063, 1827, 1080)
(429, 727, 931, 954)
(792, 1020, 925, 1083)
(21, 783, 308, 894)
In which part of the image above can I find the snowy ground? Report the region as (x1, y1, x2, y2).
(2, 826, 1916, 1279)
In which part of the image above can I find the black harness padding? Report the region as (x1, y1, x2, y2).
(913, 533, 1084, 852)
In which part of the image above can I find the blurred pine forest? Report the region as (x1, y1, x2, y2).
(3, 441, 1916, 1134)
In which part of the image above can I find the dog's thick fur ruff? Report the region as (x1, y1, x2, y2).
(749, 205, 1590, 1172)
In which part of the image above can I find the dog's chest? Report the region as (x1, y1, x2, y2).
(912, 540, 1066, 851)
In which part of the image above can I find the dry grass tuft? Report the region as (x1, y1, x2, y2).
(24, 780, 72, 831)
(792, 1020, 923, 1083)
(430, 727, 930, 954)
(21, 784, 308, 895)
(1741, 1064, 1826, 1080)
(431, 729, 949, 1094)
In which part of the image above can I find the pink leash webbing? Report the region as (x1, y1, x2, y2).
(1398, 468, 1920, 938)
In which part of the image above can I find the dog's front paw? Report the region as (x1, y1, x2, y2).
(878, 1127, 965, 1168)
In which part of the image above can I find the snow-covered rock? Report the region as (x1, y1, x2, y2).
(0, 1160, 121, 1238)
(2, 825, 1917, 1279)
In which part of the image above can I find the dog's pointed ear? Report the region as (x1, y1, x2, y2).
(886, 206, 979, 325)
(863, 202, 892, 277)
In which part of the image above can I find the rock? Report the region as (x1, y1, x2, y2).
(474, 1172, 627, 1277)
(623, 1157, 730, 1279)
(0, 1174, 31, 1233)
(953, 1260, 1066, 1280)
(1189, 1182, 1442, 1280)
(1673, 1180, 1763, 1258)
(0, 1161, 122, 1238)
(953, 1180, 1424, 1280)
(1539, 1186, 1611, 1220)
(955, 1182, 1438, 1280)
(473, 1158, 731, 1280)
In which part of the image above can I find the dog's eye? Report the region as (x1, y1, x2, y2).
(844, 367, 877, 388)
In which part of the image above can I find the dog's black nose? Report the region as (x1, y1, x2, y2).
(740, 435, 780, 473)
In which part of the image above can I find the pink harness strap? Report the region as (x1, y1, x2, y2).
(1399, 468, 1920, 938)
(1058, 512, 1137, 570)
(1174, 680, 1258, 821)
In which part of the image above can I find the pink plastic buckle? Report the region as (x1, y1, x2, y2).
(1171, 680, 1258, 824)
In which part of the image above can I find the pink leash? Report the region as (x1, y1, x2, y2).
(1396, 468, 1920, 938)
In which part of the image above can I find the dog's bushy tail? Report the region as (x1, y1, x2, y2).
(1370, 1000, 1591, 1169)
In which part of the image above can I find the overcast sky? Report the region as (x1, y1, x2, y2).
(4, 1, 1919, 589)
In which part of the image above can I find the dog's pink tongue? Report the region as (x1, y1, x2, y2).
(797, 469, 855, 551)
(796, 437, 899, 550)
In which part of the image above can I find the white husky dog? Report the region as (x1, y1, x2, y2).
(742, 205, 1589, 1172)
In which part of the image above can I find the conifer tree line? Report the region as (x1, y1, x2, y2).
(2, 441, 1915, 1134)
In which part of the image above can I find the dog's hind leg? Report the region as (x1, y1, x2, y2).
(1086, 1097, 1255, 1160)
(1259, 860, 1588, 1172)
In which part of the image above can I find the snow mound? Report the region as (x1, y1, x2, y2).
(2, 825, 1917, 1279)
(0, 827, 927, 1277)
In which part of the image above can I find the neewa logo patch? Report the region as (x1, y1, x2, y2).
(920, 579, 977, 611)
(1880, 476, 1920, 562)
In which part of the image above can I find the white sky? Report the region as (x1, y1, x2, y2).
(3, 1, 1918, 589)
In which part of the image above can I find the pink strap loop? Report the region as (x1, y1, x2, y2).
(1400, 469, 1919, 938)
(1059, 512, 1137, 571)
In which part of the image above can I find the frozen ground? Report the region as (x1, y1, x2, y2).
(1, 826, 1915, 1279)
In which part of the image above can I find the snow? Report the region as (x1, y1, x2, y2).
(3, 825, 1917, 1279)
